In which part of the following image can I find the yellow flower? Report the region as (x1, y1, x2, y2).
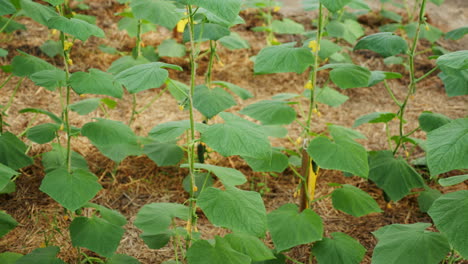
(177, 18, 189, 33)
(425, 24, 430, 31)
(63, 215, 69, 221)
(270, 37, 281, 45)
(193, 186, 198, 192)
(273, 6, 281, 12)
(51, 29, 58, 36)
(308, 40, 320, 53)
(66, 58, 73, 65)
(178, 105, 184, 111)
(59, 123, 64, 131)
(312, 108, 322, 117)
(295, 137, 302, 145)
(63, 40, 73, 51)
(71, 11, 76, 16)
(405, 151, 410, 158)
(40, 242, 46, 248)
(304, 80, 313, 90)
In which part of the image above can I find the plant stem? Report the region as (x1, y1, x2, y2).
(285, 255, 304, 264)
(2, 76, 24, 114)
(185, 4, 198, 248)
(136, 86, 168, 114)
(128, 20, 143, 127)
(128, 94, 137, 126)
(205, 40, 216, 87)
(0, 74, 13, 91)
(0, 12, 18, 34)
(385, 123, 393, 149)
(415, 65, 439, 83)
(383, 80, 402, 106)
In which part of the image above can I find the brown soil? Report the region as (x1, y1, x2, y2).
(0, 1, 467, 263)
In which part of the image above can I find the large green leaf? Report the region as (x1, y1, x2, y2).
(186, 238, 251, 264)
(0, 252, 23, 264)
(254, 43, 314, 74)
(201, 112, 271, 159)
(354, 32, 408, 57)
(193, 85, 236, 119)
(417, 187, 441, 213)
(325, 64, 371, 89)
(426, 118, 468, 176)
(320, 0, 352, 13)
(212, 81, 253, 100)
(312, 232, 365, 264)
(0, 132, 33, 170)
(271, 18, 304, 34)
(149, 120, 189, 142)
(353, 112, 396, 128)
(81, 119, 142, 162)
(15, 246, 64, 264)
(428, 190, 468, 258)
(70, 216, 124, 258)
(42, 143, 89, 173)
(143, 142, 183, 166)
(438, 175, 468, 187)
(40, 168, 102, 211)
(438, 69, 468, 97)
(117, 17, 155, 38)
(134, 203, 188, 235)
(131, 0, 181, 29)
(30, 69, 66, 91)
(185, 163, 246, 186)
(183, 23, 230, 43)
(47, 16, 105, 41)
(0, 211, 17, 238)
(404, 23, 443, 43)
(0, 164, 18, 191)
(69, 98, 101, 115)
(26, 123, 59, 144)
(372, 223, 450, 264)
(20, 0, 58, 26)
(436, 50, 468, 70)
(70, 69, 123, 98)
(198, 186, 267, 237)
(107, 254, 141, 264)
(0, 0, 16, 15)
(418, 112, 451, 132)
(107, 56, 149, 75)
(219, 32, 250, 50)
(115, 62, 181, 94)
(368, 151, 424, 201)
(331, 184, 382, 217)
(242, 150, 289, 173)
(267, 204, 323, 252)
(158, 39, 186, 57)
(84, 203, 126, 227)
(189, 0, 242, 23)
(307, 133, 368, 178)
(223, 233, 276, 262)
(315, 86, 349, 107)
(240, 100, 296, 125)
(445, 27, 468, 40)
(326, 19, 364, 44)
(11, 52, 56, 77)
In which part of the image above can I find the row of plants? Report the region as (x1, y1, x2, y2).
(0, 0, 467, 263)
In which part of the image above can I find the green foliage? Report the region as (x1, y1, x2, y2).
(212, 81, 253, 100)
(143, 141, 184, 166)
(158, 39, 186, 57)
(0, 132, 33, 170)
(0, 0, 16, 15)
(193, 85, 236, 118)
(326, 19, 364, 44)
(20, 0, 58, 26)
(372, 223, 450, 264)
(188, 0, 242, 23)
(69, 98, 102, 115)
(0, 252, 23, 264)
(219, 32, 250, 50)
(26, 123, 59, 144)
(267, 204, 323, 252)
(271, 18, 304, 34)
(107, 254, 141, 264)
(428, 190, 468, 258)
(354, 32, 408, 57)
(320, 0, 352, 13)
(312, 232, 366, 264)
(185, 163, 247, 186)
(445, 26, 468, 40)
(30, 69, 66, 91)
(438, 175, 468, 187)
(11, 52, 56, 77)
(130, 0, 181, 29)
(15, 246, 64, 264)
(70, 69, 124, 98)
(0, 164, 18, 192)
(243, 149, 289, 173)
(47, 17, 105, 41)
(417, 187, 441, 213)
(418, 112, 452, 132)
(331, 184, 382, 217)
(0, 210, 17, 238)
(183, 23, 230, 43)
(240, 100, 296, 125)
(198, 186, 267, 237)
(254, 43, 314, 74)
(41, 143, 89, 173)
(186, 238, 251, 264)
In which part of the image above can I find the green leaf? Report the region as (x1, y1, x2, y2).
(0, 48, 7, 57)
(47, 16, 105, 41)
(189, 0, 242, 23)
(368, 71, 402, 86)
(428, 190, 468, 258)
(328, 64, 371, 89)
(368, 151, 424, 201)
(331, 184, 382, 217)
(0, 0, 16, 15)
(372, 223, 450, 264)
(223, 233, 276, 262)
(326, 19, 364, 44)
(11, 52, 56, 77)
(186, 163, 246, 186)
(107, 55, 150, 75)
(0, 164, 18, 191)
(317, 39, 342, 59)
(20, 0, 58, 26)
(183, 23, 230, 43)
(182, 172, 213, 197)
(242, 150, 289, 173)
(267, 204, 323, 252)
(107, 254, 141, 264)
(212, 81, 253, 100)
(40, 168, 101, 211)
(0, 252, 23, 264)
(436, 50, 468, 70)
(30, 69, 66, 91)
(131, 0, 181, 29)
(198, 186, 267, 237)
(254, 43, 314, 74)
(26, 123, 59, 144)
(417, 187, 441, 213)
(117, 17, 155, 38)
(43, 0, 64, 6)
(328, 124, 366, 140)
(85, 203, 127, 226)
(201, 112, 271, 159)
(354, 32, 407, 57)
(240, 100, 296, 125)
(70, 69, 123, 98)
(40, 40, 62, 58)
(19, 108, 62, 123)
(312, 232, 366, 264)
(418, 112, 452, 132)
(320, 0, 352, 12)
(271, 18, 304, 34)
(69, 98, 101, 115)
(219, 32, 250, 50)
(81, 119, 141, 162)
(15, 246, 63, 264)
(426, 118, 468, 176)
(158, 39, 186, 57)
(438, 69, 468, 97)
(115, 62, 181, 94)
(0, 132, 33, 170)
(445, 26, 468, 40)
(439, 175, 468, 187)
(0, 210, 17, 238)
(380, 9, 402, 22)
(143, 142, 183, 166)
(193, 85, 236, 119)
(315, 86, 349, 107)
(70, 216, 124, 258)
(42, 143, 89, 173)
(149, 120, 190, 142)
(404, 23, 443, 43)
(187, 238, 251, 264)
(353, 112, 396, 127)
(307, 133, 368, 178)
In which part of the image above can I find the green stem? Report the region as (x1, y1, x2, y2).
(266, 0, 274, 45)
(284, 255, 304, 264)
(205, 40, 216, 87)
(135, 19, 143, 58)
(0, 74, 13, 91)
(415, 65, 439, 83)
(136, 86, 168, 114)
(128, 94, 137, 126)
(2, 76, 24, 114)
(0, 12, 18, 34)
(383, 80, 402, 106)
(385, 123, 393, 149)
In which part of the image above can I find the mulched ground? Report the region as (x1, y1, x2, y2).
(0, 1, 467, 263)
